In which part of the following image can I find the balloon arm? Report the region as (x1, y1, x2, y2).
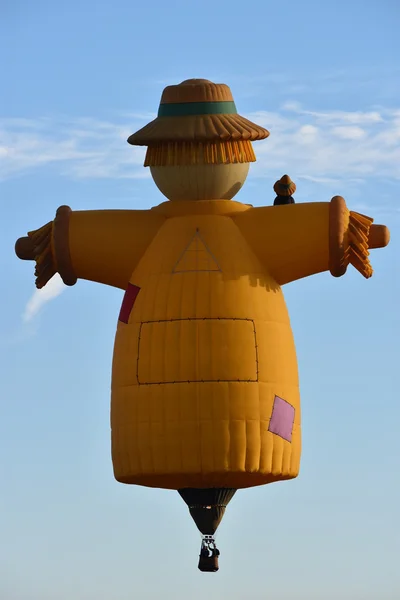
(233, 202, 331, 285)
(233, 198, 390, 285)
(15, 207, 166, 290)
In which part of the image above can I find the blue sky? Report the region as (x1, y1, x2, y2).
(1, 1, 399, 599)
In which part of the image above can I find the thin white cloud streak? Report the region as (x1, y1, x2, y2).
(331, 126, 366, 140)
(0, 103, 399, 185)
(281, 102, 384, 124)
(23, 274, 66, 322)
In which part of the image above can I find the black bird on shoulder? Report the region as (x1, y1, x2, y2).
(273, 174, 296, 205)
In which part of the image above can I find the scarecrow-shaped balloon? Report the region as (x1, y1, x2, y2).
(15, 79, 390, 572)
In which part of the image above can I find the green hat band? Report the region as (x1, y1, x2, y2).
(158, 101, 237, 117)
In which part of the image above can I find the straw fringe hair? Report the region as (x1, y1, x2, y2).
(144, 140, 256, 166)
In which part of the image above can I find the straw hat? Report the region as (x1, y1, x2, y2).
(273, 175, 296, 196)
(127, 79, 270, 145)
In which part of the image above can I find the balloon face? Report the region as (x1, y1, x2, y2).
(150, 163, 250, 201)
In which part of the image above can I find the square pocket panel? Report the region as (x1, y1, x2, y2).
(137, 318, 258, 385)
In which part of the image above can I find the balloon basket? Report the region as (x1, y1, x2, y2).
(198, 535, 220, 573)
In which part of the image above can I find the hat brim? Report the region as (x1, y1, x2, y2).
(127, 113, 269, 146)
(274, 183, 296, 196)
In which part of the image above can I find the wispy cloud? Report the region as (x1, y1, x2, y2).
(23, 274, 66, 322)
(0, 116, 148, 181)
(216, 65, 400, 102)
(1, 102, 399, 187)
(298, 175, 343, 185)
(331, 126, 366, 140)
(282, 102, 384, 125)
(246, 103, 400, 183)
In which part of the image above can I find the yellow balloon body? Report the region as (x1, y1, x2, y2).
(112, 205, 300, 490)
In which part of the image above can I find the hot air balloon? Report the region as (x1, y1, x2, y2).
(15, 79, 390, 572)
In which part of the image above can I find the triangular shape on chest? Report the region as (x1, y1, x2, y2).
(172, 229, 221, 273)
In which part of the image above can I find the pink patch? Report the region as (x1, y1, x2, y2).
(268, 395, 295, 442)
(118, 284, 140, 324)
